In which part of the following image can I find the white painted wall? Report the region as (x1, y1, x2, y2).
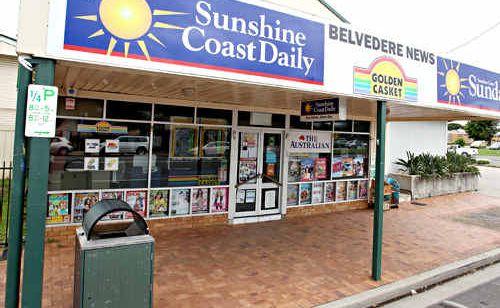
(0, 54, 18, 163)
(385, 121, 448, 174)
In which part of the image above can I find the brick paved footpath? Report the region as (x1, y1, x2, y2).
(1, 192, 499, 307)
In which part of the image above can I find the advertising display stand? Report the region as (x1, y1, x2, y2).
(74, 200, 154, 308)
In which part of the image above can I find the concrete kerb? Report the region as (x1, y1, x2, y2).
(317, 248, 500, 308)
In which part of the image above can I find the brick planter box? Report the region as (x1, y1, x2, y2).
(389, 172, 479, 200)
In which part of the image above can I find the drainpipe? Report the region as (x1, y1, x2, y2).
(372, 100, 386, 281)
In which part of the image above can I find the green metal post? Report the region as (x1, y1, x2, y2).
(5, 62, 32, 308)
(372, 100, 386, 281)
(21, 58, 55, 308)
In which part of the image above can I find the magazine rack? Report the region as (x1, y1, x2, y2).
(82, 199, 149, 240)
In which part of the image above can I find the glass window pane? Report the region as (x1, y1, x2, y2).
(288, 153, 330, 182)
(151, 124, 230, 188)
(238, 111, 285, 128)
(48, 119, 150, 191)
(290, 115, 311, 130)
(155, 104, 194, 123)
(312, 121, 333, 131)
(262, 133, 281, 183)
(106, 101, 152, 121)
(354, 120, 371, 133)
(197, 108, 232, 125)
(57, 97, 104, 118)
(334, 120, 353, 132)
(332, 133, 369, 179)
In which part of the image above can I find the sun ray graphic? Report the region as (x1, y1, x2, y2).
(137, 40, 150, 61)
(75, 0, 185, 60)
(88, 29, 105, 39)
(439, 59, 468, 105)
(75, 15, 98, 21)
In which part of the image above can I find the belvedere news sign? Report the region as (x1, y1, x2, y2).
(51, 0, 324, 85)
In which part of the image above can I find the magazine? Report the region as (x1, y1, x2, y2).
(191, 188, 209, 214)
(171, 189, 190, 216)
(358, 180, 368, 199)
(300, 158, 314, 181)
(314, 158, 327, 180)
(104, 157, 119, 171)
(353, 155, 365, 177)
(149, 190, 169, 217)
(312, 182, 323, 204)
(125, 190, 147, 217)
(342, 157, 354, 177)
(238, 160, 257, 183)
(299, 183, 312, 205)
(336, 181, 347, 202)
(348, 181, 358, 200)
(84, 157, 99, 171)
(324, 182, 336, 203)
(47, 193, 70, 224)
(211, 187, 228, 212)
(73, 192, 99, 222)
(105, 139, 120, 153)
(101, 191, 124, 220)
(287, 184, 299, 206)
(85, 139, 100, 153)
(240, 133, 258, 159)
(288, 156, 301, 182)
(331, 156, 343, 178)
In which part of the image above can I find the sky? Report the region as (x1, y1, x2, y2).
(1, 0, 499, 72)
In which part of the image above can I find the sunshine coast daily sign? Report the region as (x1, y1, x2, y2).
(48, 0, 324, 86)
(437, 57, 500, 112)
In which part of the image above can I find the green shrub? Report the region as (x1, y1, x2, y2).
(395, 151, 479, 178)
(476, 159, 490, 165)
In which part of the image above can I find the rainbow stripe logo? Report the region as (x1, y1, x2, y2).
(354, 57, 417, 102)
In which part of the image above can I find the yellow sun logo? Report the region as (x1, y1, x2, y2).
(75, 0, 186, 60)
(438, 58, 468, 105)
(304, 103, 313, 113)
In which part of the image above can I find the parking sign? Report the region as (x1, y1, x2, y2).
(25, 84, 58, 137)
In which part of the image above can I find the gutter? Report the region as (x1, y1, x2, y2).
(317, 0, 350, 24)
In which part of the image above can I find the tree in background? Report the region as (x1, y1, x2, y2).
(448, 123, 463, 131)
(454, 138, 466, 147)
(464, 121, 497, 141)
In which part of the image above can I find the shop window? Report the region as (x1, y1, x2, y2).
(106, 100, 152, 121)
(150, 124, 230, 188)
(197, 108, 232, 125)
(289, 115, 311, 130)
(312, 121, 333, 131)
(154, 104, 194, 123)
(334, 120, 353, 132)
(332, 133, 369, 179)
(238, 111, 286, 128)
(48, 119, 151, 191)
(353, 120, 371, 133)
(57, 97, 104, 118)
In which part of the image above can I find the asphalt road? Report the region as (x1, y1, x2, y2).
(477, 166, 500, 198)
(384, 262, 500, 308)
(478, 155, 500, 167)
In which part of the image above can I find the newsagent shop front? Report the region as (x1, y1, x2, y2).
(22, 0, 500, 229)
(46, 95, 373, 225)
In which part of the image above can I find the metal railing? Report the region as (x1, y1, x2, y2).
(1, 161, 13, 251)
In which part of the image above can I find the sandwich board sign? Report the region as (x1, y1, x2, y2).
(25, 84, 58, 137)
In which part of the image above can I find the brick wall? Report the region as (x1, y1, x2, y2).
(45, 201, 368, 243)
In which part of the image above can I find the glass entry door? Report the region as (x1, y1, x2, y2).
(235, 129, 282, 217)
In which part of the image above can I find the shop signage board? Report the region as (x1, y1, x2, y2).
(287, 131, 331, 153)
(25, 84, 59, 138)
(48, 0, 324, 88)
(300, 98, 339, 122)
(325, 23, 436, 105)
(437, 57, 500, 112)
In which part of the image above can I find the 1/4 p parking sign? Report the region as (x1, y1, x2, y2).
(25, 84, 59, 137)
